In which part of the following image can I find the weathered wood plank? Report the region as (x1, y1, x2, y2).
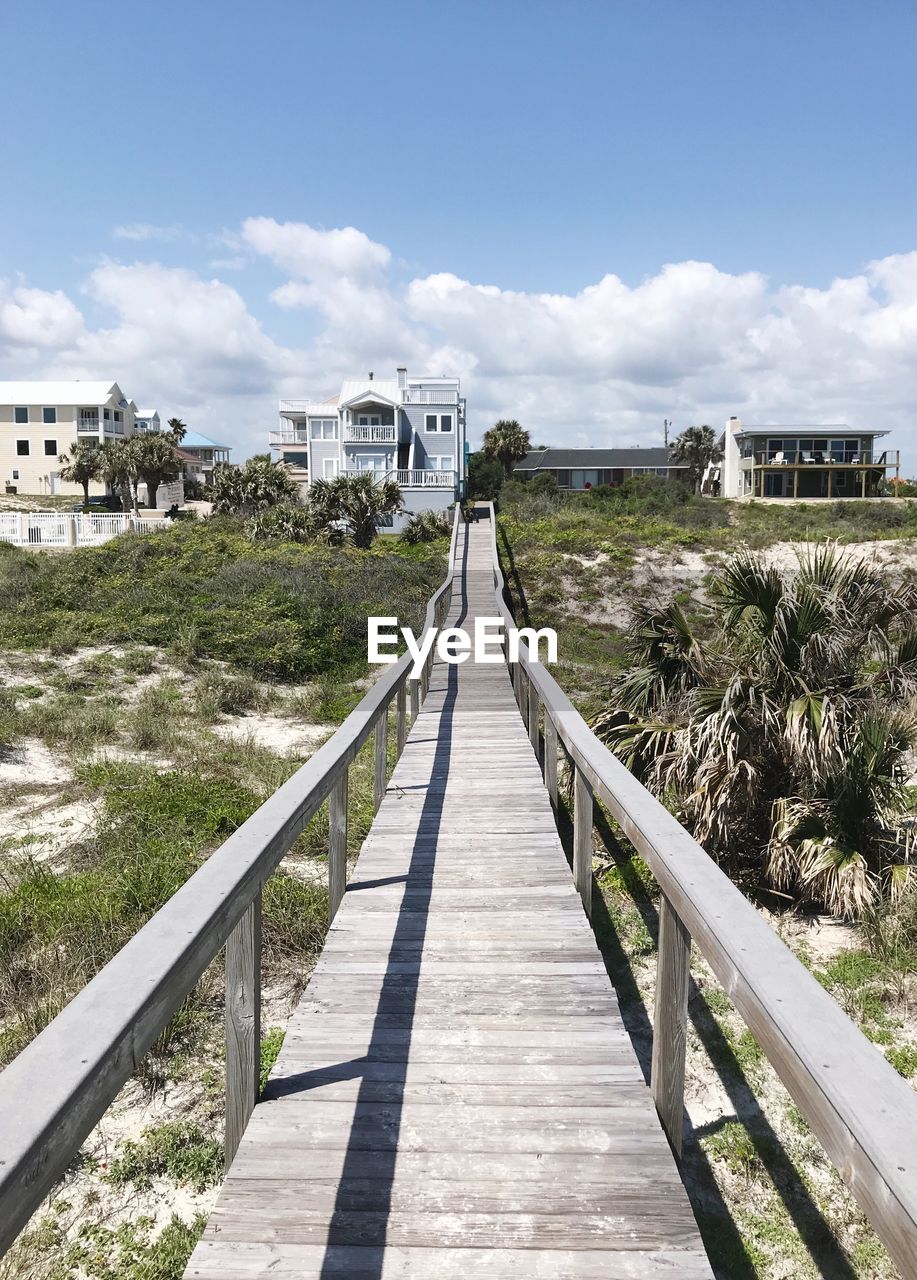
(651, 894, 691, 1157)
(328, 769, 348, 921)
(224, 892, 262, 1170)
(373, 708, 388, 815)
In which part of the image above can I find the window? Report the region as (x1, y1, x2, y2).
(14, 407, 27, 424)
(424, 414, 453, 433)
(438, 414, 453, 432)
(322, 457, 339, 479)
(425, 414, 437, 432)
(11, 470, 19, 481)
(44, 439, 57, 456)
(103, 408, 110, 421)
(310, 419, 337, 440)
(425, 456, 452, 471)
(357, 415, 381, 426)
(16, 440, 29, 456)
(42, 407, 56, 425)
(114, 410, 123, 424)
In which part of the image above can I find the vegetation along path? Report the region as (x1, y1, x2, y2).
(185, 516, 712, 1277)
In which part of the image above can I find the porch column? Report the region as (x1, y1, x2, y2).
(793, 468, 798, 499)
(861, 468, 867, 498)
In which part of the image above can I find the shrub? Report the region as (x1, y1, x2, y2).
(401, 509, 452, 544)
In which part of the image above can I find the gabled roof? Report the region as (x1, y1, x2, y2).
(515, 447, 684, 470)
(135, 408, 159, 419)
(0, 380, 123, 406)
(340, 380, 400, 407)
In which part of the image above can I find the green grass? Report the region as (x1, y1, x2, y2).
(10, 1212, 208, 1280)
(0, 760, 328, 1069)
(0, 516, 445, 680)
(106, 1122, 223, 1193)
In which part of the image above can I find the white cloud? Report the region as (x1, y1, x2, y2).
(3, 227, 917, 472)
(112, 223, 188, 243)
(241, 217, 391, 283)
(0, 282, 85, 348)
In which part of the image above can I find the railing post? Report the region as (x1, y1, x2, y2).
(373, 706, 388, 814)
(224, 890, 261, 1171)
(519, 667, 530, 730)
(651, 894, 692, 1157)
(328, 768, 349, 920)
(573, 765, 593, 917)
(544, 711, 558, 808)
(409, 676, 420, 722)
(396, 682, 407, 757)
(528, 676, 540, 757)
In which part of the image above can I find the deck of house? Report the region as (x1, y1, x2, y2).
(184, 519, 713, 1278)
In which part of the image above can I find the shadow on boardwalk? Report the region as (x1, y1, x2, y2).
(550, 788, 859, 1280)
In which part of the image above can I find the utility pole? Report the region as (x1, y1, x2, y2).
(664, 419, 670, 449)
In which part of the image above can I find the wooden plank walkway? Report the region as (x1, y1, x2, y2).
(185, 516, 713, 1278)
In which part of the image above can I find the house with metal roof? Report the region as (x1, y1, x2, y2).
(270, 366, 466, 528)
(717, 417, 900, 499)
(513, 446, 687, 490)
(174, 430, 231, 486)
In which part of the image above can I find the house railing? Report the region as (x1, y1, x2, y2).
(485, 499, 917, 1275)
(750, 450, 897, 467)
(0, 506, 461, 1258)
(344, 425, 397, 443)
(269, 427, 310, 445)
(337, 469, 456, 489)
(402, 389, 459, 404)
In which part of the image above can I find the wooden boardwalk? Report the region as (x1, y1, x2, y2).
(185, 518, 712, 1278)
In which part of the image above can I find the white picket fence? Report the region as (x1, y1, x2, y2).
(0, 511, 170, 548)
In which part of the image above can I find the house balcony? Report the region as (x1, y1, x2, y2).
(402, 388, 459, 404)
(750, 450, 898, 468)
(343, 424, 397, 443)
(270, 427, 310, 445)
(340, 469, 456, 489)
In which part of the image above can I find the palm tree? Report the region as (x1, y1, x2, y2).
(57, 441, 100, 508)
(210, 457, 300, 516)
(167, 417, 187, 444)
(670, 425, 721, 494)
(597, 544, 917, 918)
(307, 474, 404, 549)
(95, 439, 139, 515)
(481, 420, 531, 478)
(133, 432, 180, 509)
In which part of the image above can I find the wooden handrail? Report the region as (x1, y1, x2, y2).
(485, 500, 917, 1275)
(0, 505, 462, 1258)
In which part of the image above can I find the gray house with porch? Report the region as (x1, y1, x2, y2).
(271, 367, 465, 530)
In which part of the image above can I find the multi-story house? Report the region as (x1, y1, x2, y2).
(0, 381, 186, 507)
(717, 418, 900, 499)
(270, 366, 465, 528)
(175, 430, 231, 487)
(514, 446, 687, 489)
(134, 409, 162, 433)
(0, 380, 137, 497)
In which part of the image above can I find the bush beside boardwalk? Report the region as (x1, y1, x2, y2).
(0, 514, 451, 1279)
(496, 476, 917, 1279)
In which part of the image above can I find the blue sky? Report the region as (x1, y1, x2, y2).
(2, 0, 917, 470)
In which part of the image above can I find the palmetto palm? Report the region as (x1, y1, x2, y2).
(482, 420, 531, 478)
(211, 458, 300, 516)
(308, 474, 404, 549)
(95, 439, 140, 515)
(598, 544, 917, 917)
(132, 432, 180, 508)
(670, 425, 721, 493)
(57, 440, 101, 507)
